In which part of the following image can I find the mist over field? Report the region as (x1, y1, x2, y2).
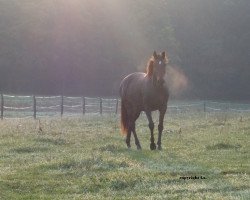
(0, 0, 250, 100)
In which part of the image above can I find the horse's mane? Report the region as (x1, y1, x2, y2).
(146, 58, 154, 77)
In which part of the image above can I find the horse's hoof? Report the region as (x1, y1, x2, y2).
(137, 145, 142, 150)
(150, 143, 156, 150)
(158, 146, 162, 150)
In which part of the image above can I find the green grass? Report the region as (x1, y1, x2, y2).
(0, 113, 249, 199)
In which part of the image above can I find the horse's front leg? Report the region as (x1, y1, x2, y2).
(145, 111, 156, 150)
(157, 106, 167, 150)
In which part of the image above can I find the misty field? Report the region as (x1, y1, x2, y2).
(0, 112, 249, 199)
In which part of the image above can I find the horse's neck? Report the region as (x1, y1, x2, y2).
(145, 75, 165, 90)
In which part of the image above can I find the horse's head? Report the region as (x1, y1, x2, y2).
(147, 51, 169, 86)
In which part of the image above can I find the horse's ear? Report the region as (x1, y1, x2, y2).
(161, 51, 166, 58)
(153, 51, 157, 59)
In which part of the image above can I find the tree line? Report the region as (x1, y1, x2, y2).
(0, 0, 249, 100)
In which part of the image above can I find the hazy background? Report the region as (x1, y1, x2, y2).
(0, 0, 249, 100)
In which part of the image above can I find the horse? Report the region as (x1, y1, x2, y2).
(119, 51, 169, 150)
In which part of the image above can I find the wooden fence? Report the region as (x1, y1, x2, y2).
(1, 93, 250, 119)
(0, 94, 120, 119)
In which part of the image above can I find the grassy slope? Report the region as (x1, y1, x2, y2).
(0, 113, 249, 199)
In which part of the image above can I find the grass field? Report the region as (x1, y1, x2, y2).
(0, 112, 249, 199)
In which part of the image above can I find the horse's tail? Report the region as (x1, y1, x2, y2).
(121, 99, 129, 135)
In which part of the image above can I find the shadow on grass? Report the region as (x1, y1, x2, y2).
(82, 174, 144, 193)
(96, 144, 137, 154)
(195, 185, 249, 194)
(42, 157, 129, 172)
(35, 138, 67, 145)
(110, 179, 139, 191)
(221, 170, 250, 175)
(98, 145, 212, 177)
(99, 144, 119, 152)
(206, 143, 241, 150)
(11, 146, 48, 154)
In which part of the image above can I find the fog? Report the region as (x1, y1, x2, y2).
(0, 0, 249, 100)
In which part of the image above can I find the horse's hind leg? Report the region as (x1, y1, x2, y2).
(127, 110, 141, 150)
(126, 121, 140, 149)
(129, 122, 141, 150)
(131, 111, 141, 150)
(126, 130, 132, 149)
(127, 122, 141, 150)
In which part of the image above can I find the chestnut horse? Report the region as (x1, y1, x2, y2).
(119, 51, 169, 150)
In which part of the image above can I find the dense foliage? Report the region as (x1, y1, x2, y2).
(0, 0, 249, 99)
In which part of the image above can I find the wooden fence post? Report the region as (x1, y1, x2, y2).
(100, 98, 102, 115)
(33, 95, 36, 119)
(1, 93, 3, 120)
(61, 95, 64, 117)
(82, 96, 85, 115)
(115, 98, 119, 114)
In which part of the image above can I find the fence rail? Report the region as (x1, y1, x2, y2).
(1, 93, 250, 119)
(0, 94, 121, 119)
